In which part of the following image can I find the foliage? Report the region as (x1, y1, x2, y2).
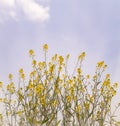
(0, 44, 120, 126)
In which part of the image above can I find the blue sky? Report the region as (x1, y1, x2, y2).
(0, 0, 120, 112)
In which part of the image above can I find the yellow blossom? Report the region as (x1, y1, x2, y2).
(3, 98, 7, 103)
(101, 87, 104, 93)
(43, 44, 48, 51)
(6, 82, 15, 94)
(16, 111, 23, 115)
(63, 83, 66, 88)
(84, 102, 90, 109)
(35, 84, 44, 94)
(19, 68, 24, 74)
(90, 96, 94, 102)
(30, 71, 35, 78)
(93, 75, 97, 80)
(97, 61, 104, 68)
(19, 68, 25, 79)
(86, 74, 90, 79)
(0, 82, 3, 88)
(97, 111, 100, 116)
(113, 83, 118, 88)
(52, 54, 58, 61)
(58, 56, 64, 64)
(106, 74, 110, 78)
(76, 104, 81, 112)
(78, 52, 86, 60)
(103, 80, 110, 87)
(66, 54, 70, 59)
(32, 60, 37, 66)
(40, 95, 46, 105)
(8, 74, 13, 80)
(103, 64, 107, 69)
(29, 49, 34, 56)
(0, 98, 3, 102)
(49, 64, 55, 73)
(110, 87, 116, 96)
(77, 68, 82, 74)
(53, 100, 58, 107)
(0, 113, 3, 121)
(58, 66, 62, 72)
(21, 73, 25, 79)
(66, 96, 71, 103)
(38, 62, 45, 69)
(28, 82, 34, 89)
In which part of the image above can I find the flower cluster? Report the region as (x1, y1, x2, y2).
(0, 44, 119, 126)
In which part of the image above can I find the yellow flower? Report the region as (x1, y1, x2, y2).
(52, 54, 58, 61)
(58, 66, 62, 72)
(0, 82, 3, 88)
(0, 113, 3, 121)
(32, 60, 37, 66)
(106, 74, 110, 78)
(110, 87, 116, 96)
(53, 100, 58, 107)
(93, 75, 97, 80)
(16, 111, 23, 115)
(19, 68, 25, 79)
(0, 98, 3, 102)
(103, 64, 107, 69)
(28, 82, 34, 89)
(77, 68, 82, 74)
(41, 95, 46, 105)
(76, 104, 81, 112)
(66, 54, 70, 59)
(43, 44, 48, 51)
(97, 61, 104, 68)
(113, 83, 118, 88)
(84, 102, 90, 109)
(6, 82, 15, 94)
(35, 84, 44, 94)
(8, 74, 13, 80)
(103, 80, 110, 87)
(86, 74, 90, 79)
(100, 87, 104, 93)
(49, 64, 55, 73)
(63, 83, 66, 88)
(22, 74, 26, 79)
(78, 52, 86, 60)
(58, 56, 64, 65)
(19, 68, 24, 74)
(66, 96, 71, 103)
(97, 111, 100, 116)
(70, 87, 74, 95)
(30, 71, 36, 77)
(29, 49, 34, 56)
(2, 98, 7, 103)
(38, 62, 46, 69)
(55, 88, 60, 94)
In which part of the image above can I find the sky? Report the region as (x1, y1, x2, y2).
(0, 0, 120, 117)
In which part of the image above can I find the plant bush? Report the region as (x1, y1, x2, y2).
(0, 44, 120, 126)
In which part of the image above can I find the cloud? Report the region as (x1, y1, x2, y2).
(0, 0, 50, 23)
(18, 0, 50, 22)
(0, 0, 15, 7)
(0, 0, 16, 23)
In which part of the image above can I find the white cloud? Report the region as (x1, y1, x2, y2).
(0, 0, 15, 7)
(18, 0, 50, 22)
(0, 0, 16, 22)
(0, 0, 50, 23)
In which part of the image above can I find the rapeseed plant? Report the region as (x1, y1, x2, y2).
(0, 44, 119, 126)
